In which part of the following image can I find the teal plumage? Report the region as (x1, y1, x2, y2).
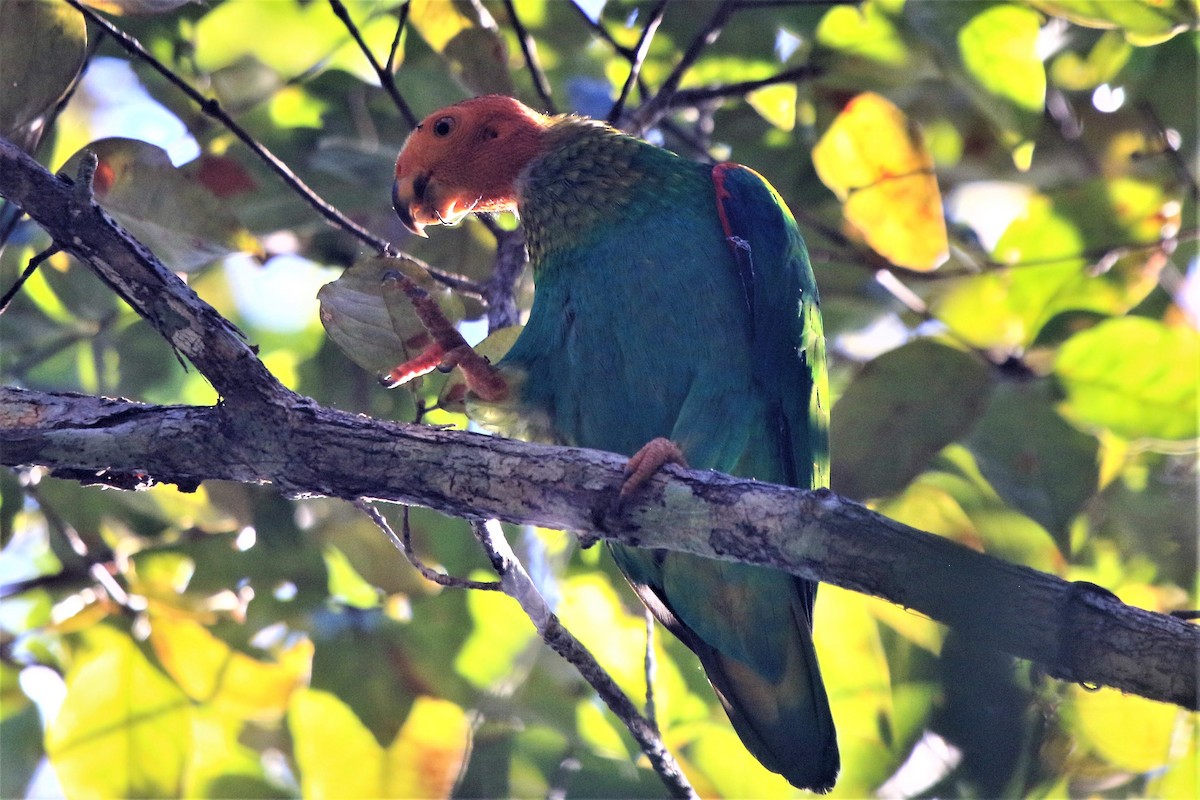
(393, 96, 838, 791)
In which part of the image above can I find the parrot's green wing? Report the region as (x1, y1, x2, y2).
(611, 163, 836, 792)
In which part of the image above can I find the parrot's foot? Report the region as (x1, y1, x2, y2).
(380, 342, 508, 401)
(621, 438, 688, 496)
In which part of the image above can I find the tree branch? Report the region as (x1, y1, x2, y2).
(2, 385, 1196, 712)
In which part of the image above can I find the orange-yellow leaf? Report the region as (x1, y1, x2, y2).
(149, 611, 312, 721)
(813, 92, 948, 271)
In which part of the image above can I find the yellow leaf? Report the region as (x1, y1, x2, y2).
(1066, 685, 1185, 772)
(813, 92, 948, 271)
(291, 690, 469, 799)
(47, 626, 193, 799)
(149, 612, 312, 721)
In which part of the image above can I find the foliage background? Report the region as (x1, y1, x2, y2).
(1, 0, 1197, 797)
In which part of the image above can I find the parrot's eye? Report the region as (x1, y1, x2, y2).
(432, 116, 455, 137)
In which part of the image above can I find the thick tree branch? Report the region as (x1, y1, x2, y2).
(2, 385, 1196, 712)
(2, 133, 1197, 718)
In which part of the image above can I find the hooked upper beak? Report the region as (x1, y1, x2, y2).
(392, 174, 429, 238)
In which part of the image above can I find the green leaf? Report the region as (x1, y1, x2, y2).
(60, 138, 259, 271)
(0, 0, 86, 140)
(831, 340, 994, 500)
(194, 0, 405, 81)
(1025, 0, 1199, 45)
(1049, 30, 1134, 91)
(47, 625, 193, 799)
(1055, 316, 1199, 441)
(933, 178, 1180, 349)
(907, 1, 1045, 169)
(966, 379, 1099, 549)
(317, 255, 464, 379)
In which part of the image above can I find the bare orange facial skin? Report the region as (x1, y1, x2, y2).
(393, 95, 549, 236)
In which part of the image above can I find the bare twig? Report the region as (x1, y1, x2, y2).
(668, 64, 824, 108)
(609, 0, 669, 125)
(502, 0, 556, 114)
(355, 500, 502, 591)
(567, 1, 636, 60)
(643, 608, 659, 731)
(67, 0, 396, 257)
(471, 520, 696, 799)
(328, 0, 419, 130)
(0, 245, 59, 314)
(629, 0, 740, 133)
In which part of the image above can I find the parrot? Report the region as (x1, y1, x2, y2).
(391, 94, 838, 792)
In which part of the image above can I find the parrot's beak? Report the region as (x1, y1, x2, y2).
(392, 174, 429, 238)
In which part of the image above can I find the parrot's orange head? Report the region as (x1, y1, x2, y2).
(393, 95, 549, 236)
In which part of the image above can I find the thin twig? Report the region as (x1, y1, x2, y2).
(668, 64, 824, 108)
(470, 519, 697, 799)
(327, 0, 419, 129)
(67, 0, 396, 257)
(567, 1, 636, 60)
(355, 500, 502, 591)
(0, 245, 59, 314)
(503, 0, 556, 113)
(629, 0, 740, 134)
(608, 0, 669, 124)
(1137, 100, 1200, 204)
(643, 608, 659, 732)
(385, 1, 409, 73)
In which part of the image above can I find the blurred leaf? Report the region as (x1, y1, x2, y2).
(47, 625, 193, 798)
(0, 0, 86, 139)
(954, 2, 1046, 169)
(1064, 683, 1182, 772)
(966, 379, 1098, 550)
(812, 586, 898, 798)
(831, 339, 994, 500)
(291, 689, 469, 799)
(934, 178, 1178, 348)
(1025, 0, 1199, 45)
(194, 0, 404, 81)
(1055, 316, 1200, 441)
(746, 83, 797, 132)
(148, 611, 312, 721)
(82, 0, 195, 13)
(410, 0, 512, 96)
(317, 255, 464, 379)
(0, 697, 42, 800)
(60, 138, 258, 271)
(454, 573, 537, 690)
(814, 0, 912, 71)
(813, 92, 948, 271)
(1050, 30, 1134, 90)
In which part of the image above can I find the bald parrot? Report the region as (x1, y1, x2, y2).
(392, 95, 838, 791)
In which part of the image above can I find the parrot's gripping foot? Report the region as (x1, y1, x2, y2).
(621, 438, 687, 497)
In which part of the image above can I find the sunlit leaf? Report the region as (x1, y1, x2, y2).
(0, 0, 86, 140)
(81, 0, 196, 13)
(956, 3, 1045, 169)
(814, 0, 911, 70)
(317, 255, 464, 379)
(831, 339, 993, 500)
(1026, 0, 1199, 45)
(409, 0, 512, 95)
(965, 379, 1098, 551)
(149, 610, 312, 720)
(291, 689, 469, 799)
(454, 572, 537, 690)
(1050, 30, 1134, 91)
(812, 586, 899, 798)
(47, 625, 193, 798)
(1055, 316, 1200, 441)
(746, 83, 797, 131)
(1065, 684, 1183, 772)
(934, 178, 1179, 348)
(812, 92, 948, 271)
(60, 138, 259, 271)
(194, 0, 405, 81)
